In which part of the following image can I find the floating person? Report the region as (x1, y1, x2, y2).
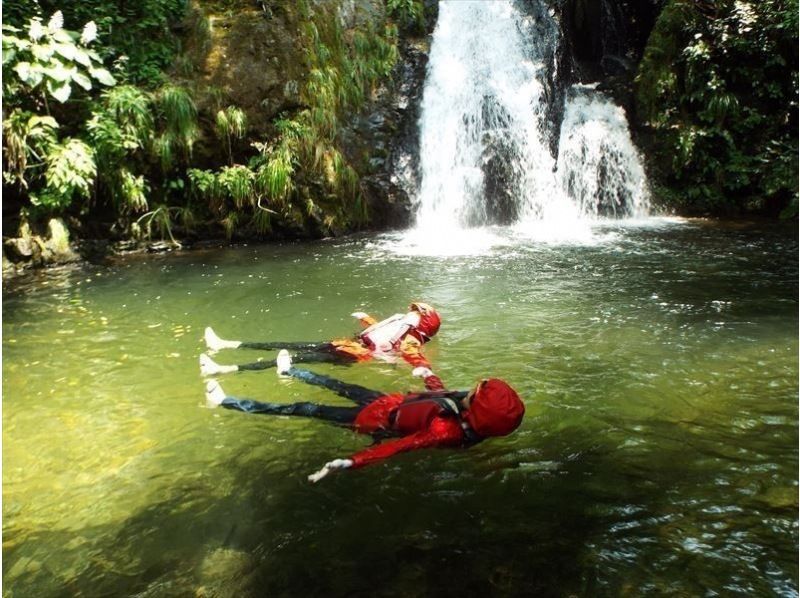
(204, 350, 525, 482)
(200, 302, 441, 376)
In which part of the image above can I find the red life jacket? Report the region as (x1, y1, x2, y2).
(388, 395, 479, 442)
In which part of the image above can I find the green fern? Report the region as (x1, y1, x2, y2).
(157, 85, 198, 164)
(218, 165, 255, 208)
(3, 110, 59, 187)
(40, 137, 96, 209)
(257, 145, 295, 202)
(104, 85, 153, 149)
(119, 169, 149, 214)
(215, 105, 248, 165)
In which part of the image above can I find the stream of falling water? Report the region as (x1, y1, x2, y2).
(410, 0, 650, 251)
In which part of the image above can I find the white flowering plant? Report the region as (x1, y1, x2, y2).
(2, 11, 115, 105)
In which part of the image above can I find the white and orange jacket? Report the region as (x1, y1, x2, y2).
(330, 312, 431, 369)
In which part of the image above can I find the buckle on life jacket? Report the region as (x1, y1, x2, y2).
(460, 420, 481, 444)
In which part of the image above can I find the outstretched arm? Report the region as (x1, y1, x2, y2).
(411, 366, 446, 392)
(398, 336, 432, 369)
(307, 418, 463, 482)
(350, 417, 463, 468)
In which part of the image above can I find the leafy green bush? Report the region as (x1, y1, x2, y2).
(88, 85, 154, 214)
(387, 0, 425, 34)
(3, 0, 187, 86)
(635, 0, 798, 216)
(3, 11, 115, 216)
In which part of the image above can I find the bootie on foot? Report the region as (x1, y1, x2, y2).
(204, 326, 241, 351)
(276, 349, 292, 377)
(205, 379, 226, 407)
(200, 353, 238, 376)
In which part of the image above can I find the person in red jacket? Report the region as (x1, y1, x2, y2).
(204, 350, 525, 482)
(200, 302, 440, 376)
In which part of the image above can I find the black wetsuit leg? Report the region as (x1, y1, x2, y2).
(236, 358, 277, 371)
(286, 367, 383, 406)
(220, 397, 360, 424)
(238, 341, 329, 351)
(234, 346, 357, 372)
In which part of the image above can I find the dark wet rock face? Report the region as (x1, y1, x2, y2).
(477, 97, 521, 227)
(552, 0, 664, 110)
(341, 31, 435, 229)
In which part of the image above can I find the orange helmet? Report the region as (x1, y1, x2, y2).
(409, 302, 441, 341)
(464, 379, 525, 437)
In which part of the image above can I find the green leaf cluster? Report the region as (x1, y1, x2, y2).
(3, 13, 115, 104)
(3, 0, 187, 86)
(2, 8, 201, 239)
(635, 0, 798, 216)
(3, 12, 115, 214)
(387, 0, 426, 34)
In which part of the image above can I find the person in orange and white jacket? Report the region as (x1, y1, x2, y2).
(200, 302, 441, 376)
(204, 349, 525, 483)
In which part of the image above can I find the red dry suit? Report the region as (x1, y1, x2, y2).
(347, 371, 475, 468)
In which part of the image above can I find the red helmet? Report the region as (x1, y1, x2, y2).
(464, 379, 525, 437)
(410, 302, 441, 341)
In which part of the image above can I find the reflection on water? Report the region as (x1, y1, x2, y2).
(3, 220, 798, 596)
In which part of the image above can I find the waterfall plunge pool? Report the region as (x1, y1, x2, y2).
(3, 219, 797, 596)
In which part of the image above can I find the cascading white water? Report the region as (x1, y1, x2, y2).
(411, 0, 650, 237)
(555, 85, 650, 218)
(414, 0, 558, 231)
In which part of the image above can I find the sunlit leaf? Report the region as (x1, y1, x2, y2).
(54, 43, 77, 61)
(28, 115, 59, 133)
(47, 79, 72, 103)
(72, 48, 91, 67)
(13, 61, 32, 82)
(89, 67, 116, 86)
(72, 71, 92, 91)
(52, 29, 74, 44)
(45, 63, 75, 82)
(31, 42, 55, 62)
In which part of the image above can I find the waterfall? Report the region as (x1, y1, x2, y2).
(411, 0, 649, 235)
(555, 85, 650, 218)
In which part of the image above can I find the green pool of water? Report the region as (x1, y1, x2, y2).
(3, 220, 797, 596)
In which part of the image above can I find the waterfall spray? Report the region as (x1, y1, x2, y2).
(414, 0, 557, 231)
(555, 86, 650, 218)
(411, 0, 650, 237)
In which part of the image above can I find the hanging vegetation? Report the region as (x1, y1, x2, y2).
(189, 0, 400, 238)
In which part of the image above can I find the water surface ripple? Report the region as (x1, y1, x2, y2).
(3, 220, 797, 596)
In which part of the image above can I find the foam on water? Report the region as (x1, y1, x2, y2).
(373, 218, 693, 258)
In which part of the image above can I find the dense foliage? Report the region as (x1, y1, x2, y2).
(4, 0, 187, 86)
(2, 0, 407, 247)
(2, 0, 199, 244)
(2, 0, 795, 262)
(635, 0, 798, 217)
(187, 0, 399, 237)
